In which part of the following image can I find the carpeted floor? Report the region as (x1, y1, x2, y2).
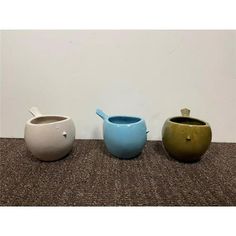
(0, 138, 235, 206)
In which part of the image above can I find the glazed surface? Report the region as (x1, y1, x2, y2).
(103, 119, 147, 159)
(162, 120, 212, 162)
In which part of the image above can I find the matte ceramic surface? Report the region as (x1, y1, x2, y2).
(96, 109, 148, 159)
(24, 107, 75, 161)
(162, 108, 212, 162)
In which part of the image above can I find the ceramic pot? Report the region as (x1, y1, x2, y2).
(96, 109, 148, 159)
(162, 108, 212, 162)
(24, 107, 75, 161)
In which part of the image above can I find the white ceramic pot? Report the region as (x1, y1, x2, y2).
(24, 107, 75, 161)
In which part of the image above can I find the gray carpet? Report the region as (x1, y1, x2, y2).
(0, 138, 235, 206)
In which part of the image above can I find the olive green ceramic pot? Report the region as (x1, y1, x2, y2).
(162, 108, 212, 162)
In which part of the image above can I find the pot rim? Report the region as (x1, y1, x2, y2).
(107, 115, 144, 126)
(167, 116, 210, 127)
(26, 115, 71, 126)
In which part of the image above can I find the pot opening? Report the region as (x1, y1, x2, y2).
(170, 117, 206, 126)
(109, 116, 141, 124)
(31, 116, 67, 125)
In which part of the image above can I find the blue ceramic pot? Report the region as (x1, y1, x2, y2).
(96, 109, 148, 159)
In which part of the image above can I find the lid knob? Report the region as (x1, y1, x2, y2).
(181, 108, 190, 117)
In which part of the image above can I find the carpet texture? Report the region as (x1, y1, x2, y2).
(0, 138, 235, 206)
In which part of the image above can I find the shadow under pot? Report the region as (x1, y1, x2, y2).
(162, 108, 212, 162)
(96, 109, 148, 159)
(24, 107, 75, 161)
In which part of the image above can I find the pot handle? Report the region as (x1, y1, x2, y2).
(29, 107, 42, 117)
(181, 108, 190, 117)
(96, 108, 108, 120)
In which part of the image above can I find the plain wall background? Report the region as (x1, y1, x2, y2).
(0, 30, 235, 142)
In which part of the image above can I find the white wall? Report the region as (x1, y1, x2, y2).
(0, 30, 235, 142)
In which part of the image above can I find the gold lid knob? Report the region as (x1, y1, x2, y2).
(181, 108, 190, 117)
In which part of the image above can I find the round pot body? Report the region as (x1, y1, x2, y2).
(162, 116, 212, 162)
(103, 116, 147, 159)
(24, 115, 75, 161)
